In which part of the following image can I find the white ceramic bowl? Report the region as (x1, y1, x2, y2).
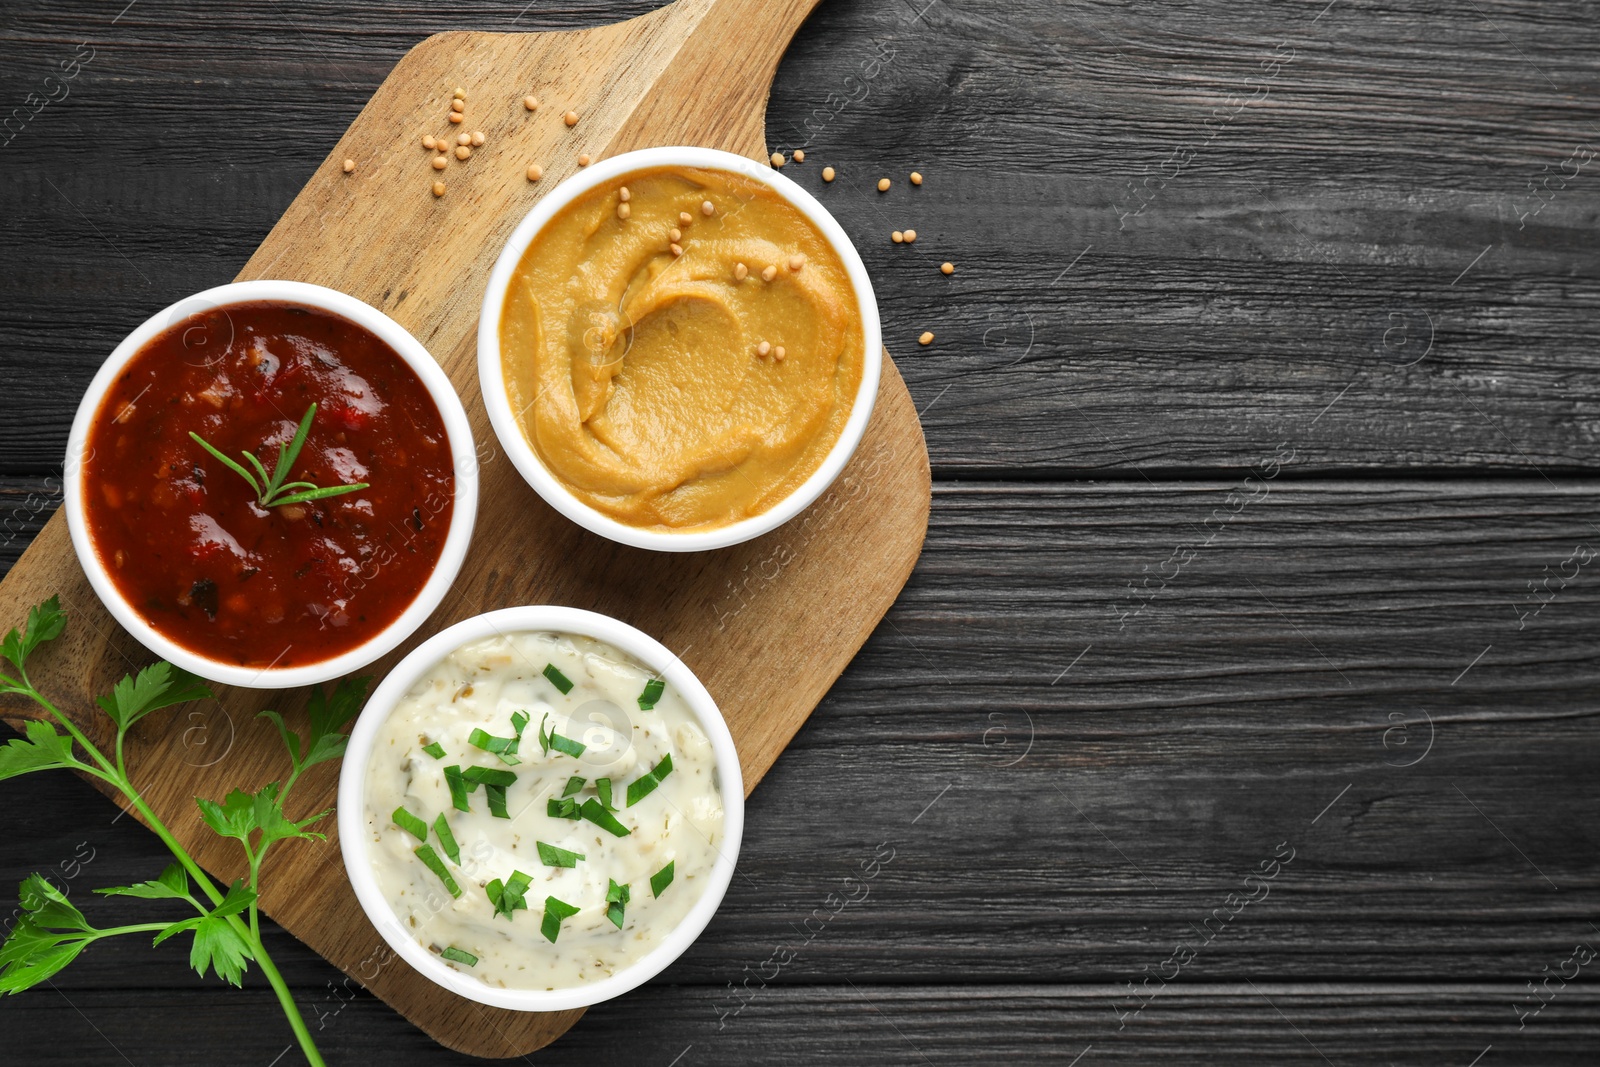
(337, 605, 745, 1012)
(63, 279, 479, 690)
(477, 145, 882, 552)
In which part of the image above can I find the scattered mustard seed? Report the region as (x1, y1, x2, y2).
(449, 112, 463, 124)
(433, 180, 446, 197)
(762, 264, 778, 282)
(903, 229, 918, 243)
(457, 132, 471, 146)
(423, 135, 437, 150)
(701, 199, 715, 216)
(432, 155, 448, 170)
(526, 163, 543, 181)
(450, 99, 464, 114)
(792, 149, 805, 163)
(757, 341, 771, 357)
(670, 243, 683, 257)
(892, 231, 904, 244)
(453, 87, 465, 99)
(822, 166, 836, 182)
(679, 211, 693, 226)
(455, 145, 471, 160)
(775, 345, 786, 360)
(770, 151, 785, 168)
(877, 177, 891, 192)
(470, 131, 485, 147)
(919, 331, 934, 345)
(788, 253, 806, 272)
(669, 227, 682, 242)
(911, 171, 923, 186)
(564, 110, 579, 127)
(523, 95, 539, 111)
(941, 261, 954, 275)
(617, 203, 631, 220)
(619, 186, 631, 202)
(342, 158, 355, 173)
(578, 153, 591, 166)
(735, 262, 749, 281)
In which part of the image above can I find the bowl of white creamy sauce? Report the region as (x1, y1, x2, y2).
(337, 606, 744, 1011)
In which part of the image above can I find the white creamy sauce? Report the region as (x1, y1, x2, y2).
(363, 631, 725, 990)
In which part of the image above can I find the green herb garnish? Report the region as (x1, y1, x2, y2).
(415, 844, 461, 898)
(421, 741, 446, 759)
(561, 776, 586, 797)
(189, 402, 369, 509)
(433, 813, 460, 864)
(596, 777, 614, 810)
(486, 870, 532, 921)
(460, 766, 517, 788)
(536, 841, 586, 868)
(468, 727, 522, 766)
(543, 663, 574, 694)
(440, 946, 478, 966)
(580, 797, 631, 837)
(0, 595, 369, 1067)
(650, 861, 675, 898)
(444, 765, 470, 812)
(606, 879, 630, 929)
(541, 896, 581, 943)
(485, 783, 510, 819)
(392, 806, 428, 842)
(626, 753, 674, 807)
(547, 798, 581, 820)
(537, 712, 587, 758)
(638, 679, 665, 710)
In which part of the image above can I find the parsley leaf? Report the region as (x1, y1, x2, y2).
(195, 782, 329, 855)
(152, 879, 258, 986)
(0, 596, 65, 681)
(96, 661, 211, 735)
(94, 863, 191, 902)
(0, 720, 89, 783)
(257, 675, 371, 780)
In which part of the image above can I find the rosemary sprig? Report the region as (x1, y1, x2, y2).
(189, 402, 368, 509)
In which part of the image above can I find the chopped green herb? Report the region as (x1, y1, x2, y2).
(626, 753, 674, 807)
(415, 844, 461, 898)
(433, 813, 460, 864)
(596, 777, 614, 810)
(547, 797, 581, 820)
(444, 764, 470, 811)
(485, 783, 510, 819)
(536, 841, 586, 868)
(605, 879, 631, 929)
(468, 727, 522, 766)
(550, 731, 586, 758)
(486, 870, 533, 920)
(392, 805, 428, 842)
(440, 946, 478, 966)
(461, 766, 517, 788)
(561, 776, 586, 798)
(421, 741, 446, 759)
(543, 663, 574, 694)
(638, 678, 665, 710)
(511, 710, 529, 735)
(650, 860, 675, 898)
(580, 797, 631, 837)
(541, 895, 581, 942)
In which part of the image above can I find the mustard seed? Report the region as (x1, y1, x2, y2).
(423, 135, 437, 150)
(892, 231, 904, 244)
(564, 110, 579, 126)
(919, 331, 934, 345)
(771, 151, 784, 168)
(670, 243, 684, 257)
(679, 211, 693, 226)
(701, 199, 715, 216)
(455, 145, 471, 160)
(432, 155, 447, 170)
(877, 177, 891, 192)
(449, 113, 463, 124)
(941, 261, 954, 275)
(903, 229, 917, 243)
(578, 153, 591, 166)
(792, 149, 805, 163)
(735, 262, 748, 281)
(618, 202, 631, 220)
(762, 264, 778, 282)
(470, 130, 485, 147)
(450, 99, 464, 114)
(523, 95, 539, 111)
(788, 253, 806, 272)
(757, 341, 771, 357)
(526, 163, 543, 181)
(619, 186, 631, 202)
(669, 227, 682, 242)
(433, 181, 446, 197)
(455, 132, 469, 146)
(823, 166, 836, 182)
(453, 87, 465, 99)
(911, 171, 923, 185)
(342, 158, 355, 173)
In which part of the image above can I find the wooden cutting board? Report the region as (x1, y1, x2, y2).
(0, 0, 930, 1057)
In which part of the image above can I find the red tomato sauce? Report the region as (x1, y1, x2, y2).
(83, 301, 455, 670)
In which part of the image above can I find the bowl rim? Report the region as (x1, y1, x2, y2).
(477, 145, 883, 553)
(335, 604, 745, 1012)
(62, 279, 479, 690)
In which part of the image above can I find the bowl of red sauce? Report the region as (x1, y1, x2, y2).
(64, 280, 478, 689)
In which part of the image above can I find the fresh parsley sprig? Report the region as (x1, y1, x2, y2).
(189, 402, 369, 509)
(0, 595, 368, 1067)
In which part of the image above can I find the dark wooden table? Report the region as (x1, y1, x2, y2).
(4, 0, 1599, 1063)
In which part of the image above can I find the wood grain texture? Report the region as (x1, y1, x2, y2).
(0, 0, 930, 1057)
(5, 0, 1600, 1063)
